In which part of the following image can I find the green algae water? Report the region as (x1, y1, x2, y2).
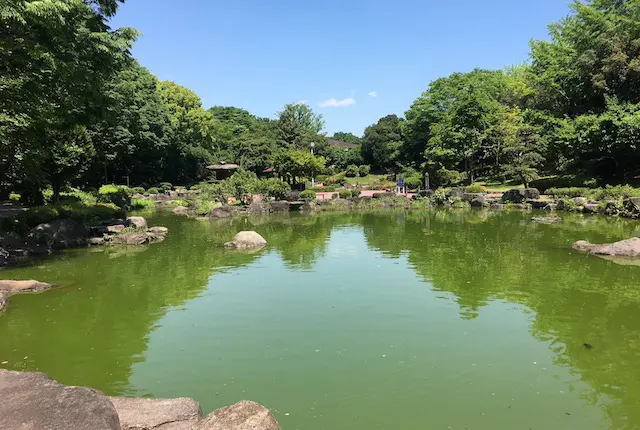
(2, 210, 640, 429)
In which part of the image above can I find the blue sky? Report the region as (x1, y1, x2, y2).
(111, 0, 571, 136)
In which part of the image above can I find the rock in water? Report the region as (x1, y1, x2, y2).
(113, 232, 164, 246)
(110, 396, 202, 430)
(28, 219, 88, 249)
(147, 226, 169, 235)
(573, 237, 640, 258)
(0, 370, 120, 430)
(126, 216, 148, 229)
(225, 231, 267, 250)
(0, 279, 56, 293)
(172, 206, 191, 216)
(502, 188, 540, 203)
(532, 217, 562, 224)
(210, 206, 233, 218)
(270, 201, 290, 212)
(0, 292, 7, 312)
(196, 401, 279, 430)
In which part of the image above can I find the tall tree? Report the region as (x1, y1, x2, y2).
(276, 103, 325, 149)
(360, 115, 404, 172)
(330, 132, 360, 144)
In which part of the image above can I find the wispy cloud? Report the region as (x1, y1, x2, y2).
(368, 91, 377, 97)
(319, 98, 356, 108)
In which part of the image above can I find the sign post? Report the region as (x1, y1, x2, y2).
(396, 176, 405, 195)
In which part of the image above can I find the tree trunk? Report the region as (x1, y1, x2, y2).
(52, 180, 61, 203)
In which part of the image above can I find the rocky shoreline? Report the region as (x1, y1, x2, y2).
(0, 370, 279, 430)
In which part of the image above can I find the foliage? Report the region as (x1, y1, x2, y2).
(358, 165, 371, 177)
(98, 184, 131, 208)
(361, 115, 403, 171)
(276, 103, 325, 149)
(345, 165, 359, 178)
(193, 200, 221, 216)
(130, 198, 155, 210)
(272, 149, 326, 184)
(147, 187, 160, 195)
(351, 189, 361, 197)
(255, 178, 291, 200)
(546, 187, 590, 198)
(466, 183, 486, 193)
(9, 193, 21, 202)
(167, 199, 190, 207)
(16, 202, 125, 230)
(299, 190, 317, 201)
(325, 173, 346, 186)
(131, 187, 145, 194)
(330, 132, 360, 145)
(339, 190, 352, 199)
(404, 176, 423, 190)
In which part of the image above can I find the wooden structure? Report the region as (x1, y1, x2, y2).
(206, 163, 239, 181)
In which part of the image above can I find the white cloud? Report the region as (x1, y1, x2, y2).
(368, 91, 377, 97)
(319, 98, 356, 108)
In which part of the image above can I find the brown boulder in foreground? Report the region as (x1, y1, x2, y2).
(225, 231, 267, 250)
(196, 400, 279, 430)
(573, 237, 640, 257)
(0, 370, 120, 430)
(110, 396, 202, 430)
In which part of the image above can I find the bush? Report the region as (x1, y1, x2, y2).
(466, 183, 486, 193)
(339, 190, 352, 199)
(130, 198, 156, 210)
(431, 189, 451, 206)
(227, 170, 259, 201)
(300, 190, 317, 201)
(591, 185, 640, 201)
(17, 203, 125, 230)
(194, 200, 221, 216)
(9, 193, 21, 202)
(147, 187, 160, 195)
(351, 189, 361, 197)
(546, 187, 589, 198)
(255, 178, 291, 200)
(98, 184, 131, 208)
(530, 175, 601, 193)
(325, 173, 346, 186)
(167, 199, 190, 207)
(358, 165, 371, 177)
(131, 187, 145, 194)
(331, 193, 338, 200)
(404, 175, 423, 190)
(345, 165, 359, 178)
(159, 182, 173, 191)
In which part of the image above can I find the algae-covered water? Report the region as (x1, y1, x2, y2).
(2, 210, 640, 429)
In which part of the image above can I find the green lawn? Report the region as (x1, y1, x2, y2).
(344, 174, 389, 186)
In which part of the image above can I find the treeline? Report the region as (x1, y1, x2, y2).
(3, 0, 639, 204)
(362, 0, 640, 188)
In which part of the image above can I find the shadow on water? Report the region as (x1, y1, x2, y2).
(1, 209, 640, 428)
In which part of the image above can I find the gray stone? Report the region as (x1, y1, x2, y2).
(126, 216, 148, 229)
(623, 197, 640, 217)
(544, 203, 557, 211)
(107, 224, 126, 233)
(210, 206, 233, 218)
(583, 203, 599, 213)
(529, 200, 550, 209)
(89, 237, 106, 246)
(225, 231, 267, 250)
(28, 218, 88, 249)
(0, 231, 25, 249)
(463, 193, 484, 202)
(0, 370, 120, 430)
(196, 401, 279, 430)
(572, 197, 588, 206)
(532, 216, 562, 224)
(270, 201, 290, 212)
(112, 232, 163, 246)
(572, 237, 640, 260)
(247, 200, 269, 214)
(372, 192, 393, 199)
(448, 187, 466, 198)
(0, 292, 7, 312)
(110, 397, 202, 430)
(147, 226, 169, 235)
(0, 279, 56, 293)
(172, 206, 191, 216)
(470, 195, 487, 207)
(502, 188, 540, 203)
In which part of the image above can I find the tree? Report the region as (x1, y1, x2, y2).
(273, 149, 326, 184)
(276, 103, 325, 149)
(330, 132, 360, 144)
(360, 115, 404, 171)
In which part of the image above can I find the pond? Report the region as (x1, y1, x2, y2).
(2, 210, 640, 429)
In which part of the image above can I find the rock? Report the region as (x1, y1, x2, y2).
(532, 216, 562, 224)
(372, 192, 393, 199)
(172, 206, 191, 216)
(110, 396, 202, 430)
(247, 200, 269, 214)
(0, 231, 25, 249)
(196, 401, 279, 430)
(583, 203, 599, 213)
(225, 231, 267, 250)
(544, 203, 557, 211)
(623, 197, 640, 217)
(448, 187, 466, 198)
(416, 190, 434, 198)
(463, 193, 484, 202)
(300, 201, 319, 212)
(529, 200, 550, 209)
(502, 188, 540, 203)
(470, 195, 487, 207)
(572, 197, 588, 206)
(572, 237, 640, 257)
(107, 224, 126, 233)
(287, 191, 301, 202)
(126, 216, 148, 229)
(209, 206, 233, 218)
(0, 292, 6, 312)
(0, 370, 120, 430)
(556, 199, 568, 211)
(88, 237, 106, 246)
(490, 203, 506, 210)
(112, 232, 163, 246)
(147, 226, 169, 235)
(28, 218, 88, 249)
(508, 203, 532, 210)
(270, 201, 290, 212)
(0, 279, 56, 293)
(0, 248, 8, 266)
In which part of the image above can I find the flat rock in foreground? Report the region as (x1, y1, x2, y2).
(0, 279, 56, 293)
(573, 237, 640, 257)
(196, 401, 279, 430)
(0, 370, 120, 430)
(110, 396, 202, 430)
(225, 231, 267, 250)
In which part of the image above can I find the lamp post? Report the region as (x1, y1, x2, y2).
(310, 142, 315, 188)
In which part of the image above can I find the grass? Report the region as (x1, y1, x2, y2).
(344, 174, 389, 186)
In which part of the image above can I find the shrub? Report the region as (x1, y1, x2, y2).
(325, 173, 346, 186)
(98, 184, 131, 208)
(194, 200, 221, 216)
(159, 182, 173, 191)
(431, 189, 451, 206)
(331, 193, 338, 200)
(167, 199, 190, 207)
(339, 190, 352, 199)
(351, 189, 361, 197)
(131, 187, 145, 194)
(591, 185, 640, 201)
(345, 165, 359, 178)
(227, 170, 259, 201)
(147, 187, 160, 195)
(546, 187, 589, 198)
(358, 165, 371, 177)
(300, 190, 317, 201)
(466, 183, 486, 193)
(18, 203, 125, 229)
(130, 198, 156, 210)
(9, 193, 21, 202)
(437, 168, 463, 187)
(404, 176, 423, 190)
(255, 178, 291, 200)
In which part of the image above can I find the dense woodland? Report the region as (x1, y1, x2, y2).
(2, 0, 640, 204)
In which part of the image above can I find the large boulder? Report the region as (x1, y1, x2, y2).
(210, 206, 233, 218)
(147, 226, 169, 235)
(126, 216, 148, 229)
(172, 206, 191, 216)
(0, 279, 56, 293)
(28, 218, 88, 249)
(247, 200, 269, 214)
(623, 197, 640, 218)
(470, 195, 487, 207)
(112, 232, 163, 246)
(196, 401, 279, 430)
(0, 370, 120, 430)
(225, 231, 267, 250)
(572, 237, 640, 257)
(463, 193, 484, 202)
(502, 188, 540, 203)
(110, 397, 202, 430)
(270, 201, 290, 212)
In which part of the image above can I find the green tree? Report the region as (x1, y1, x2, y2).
(276, 103, 325, 149)
(273, 149, 326, 184)
(360, 114, 404, 171)
(330, 132, 360, 144)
